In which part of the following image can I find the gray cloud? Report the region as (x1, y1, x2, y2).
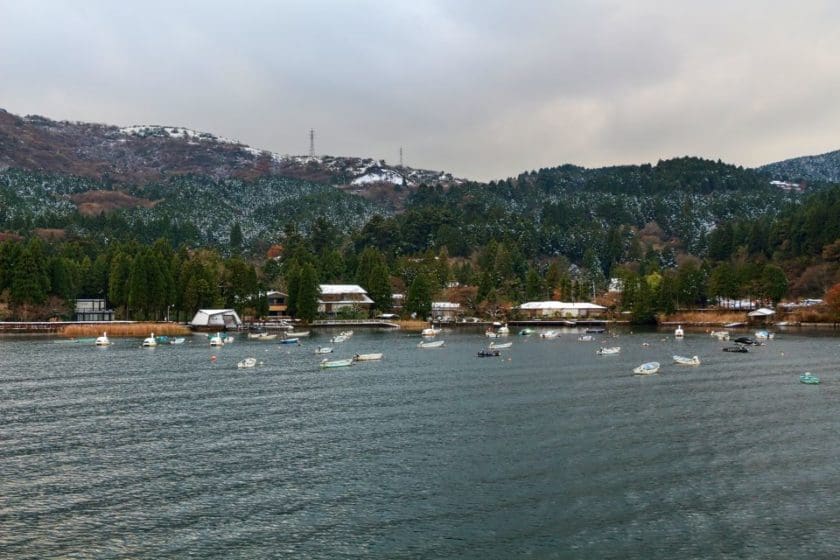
(1, 0, 839, 180)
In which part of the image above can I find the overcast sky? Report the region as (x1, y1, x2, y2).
(2, 1, 839, 181)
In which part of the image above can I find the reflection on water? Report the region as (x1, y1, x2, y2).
(1, 327, 840, 558)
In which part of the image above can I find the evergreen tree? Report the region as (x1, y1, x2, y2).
(11, 239, 50, 306)
(405, 273, 432, 319)
(296, 263, 320, 322)
(230, 222, 243, 252)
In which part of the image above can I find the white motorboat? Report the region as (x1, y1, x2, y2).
(710, 330, 730, 341)
(578, 335, 593, 342)
(94, 332, 111, 346)
(331, 334, 348, 343)
(314, 346, 333, 354)
(633, 361, 661, 375)
(320, 357, 353, 368)
(596, 346, 621, 355)
(353, 353, 383, 361)
(142, 333, 157, 347)
(418, 339, 445, 348)
(488, 341, 513, 349)
(674, 325, 684, 339)
(539, 330, 560, 339)
(286, 330, 310, 338)
(673, 355, 701, 366)
(237, 357, 257, 368)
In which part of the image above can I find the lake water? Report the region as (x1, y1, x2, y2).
(2, 327, 840, 558)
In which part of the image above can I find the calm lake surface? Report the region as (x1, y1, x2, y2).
(2, 327, 840, 559)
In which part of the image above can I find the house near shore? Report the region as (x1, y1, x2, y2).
(189, 309, 242, 330)
(515, 301, 607, 319)
(318, 284, 374, 315)
(266, 291, 287, 318)
(432, 301, 461, 321)
(74, 298, 115, 322)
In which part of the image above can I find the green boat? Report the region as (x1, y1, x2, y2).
(800, 372, 820, 384)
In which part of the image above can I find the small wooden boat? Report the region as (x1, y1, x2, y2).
(596, 346, 621, 355)
(314, 346, 333, 354)
(633, 361, 660, 375)
(320, 358, 353, 368)
(722, 345, 748, 353)
(488, 341, 512, 349)
(673, 355, 701, 366)
(800, 372, 820, 384)
(418, 339, 445, 348)
(353, 353, 383, 361)
(237, 357, 257, 368)
(477, 349, 501, 357)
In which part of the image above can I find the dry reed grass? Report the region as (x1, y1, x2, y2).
(60, 322, 191, 337)
(660, 311, 751, 325)
(395, 319, 435, 332)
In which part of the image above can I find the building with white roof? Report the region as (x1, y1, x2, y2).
(189, 309, 243, 330)
(318, 284, 374, 315)
(431, 301, 461, 320)
(515, 301, 607, 319)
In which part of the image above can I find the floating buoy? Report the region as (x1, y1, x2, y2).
(211, 355, 217, 362)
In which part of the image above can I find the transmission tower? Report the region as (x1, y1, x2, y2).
(309, 129, 315, 157)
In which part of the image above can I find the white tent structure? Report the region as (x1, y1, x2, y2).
(190, 309, 242, 330)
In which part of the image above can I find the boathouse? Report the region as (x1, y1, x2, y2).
(189, 308, 242, 330)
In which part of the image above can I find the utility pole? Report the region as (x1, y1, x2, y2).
(309, 129, 315, 157)
(399, 146, 403, 167)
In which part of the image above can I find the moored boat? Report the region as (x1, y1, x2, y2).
(418, 339, 445, 348)
(237, 357, 257, 368)
(578, 335, 593, 342)
(518, 328, 534, 336)
(477, 348, 501, 357)
(800, 372, 820, 384)
(279, 337, 299, 345)
(633, 361, 660, 375)
(710, 330, 730, 340)
(421, 327, 441, 337)
(539, 330, 560, 339)
(488, 341, 512, 349)
(314, 346, 333, 354)
(320, 357, 353, 368)
(755, 330, 774, 340)
(596, 346, 621, 355)
(169, 337, 185, 345)
(722, 345, 749, 353)
(142, 333, 158, 347)
(286, 330, 310, 338)
(673, 355, 701, 366)
(353, 353, 383, 361)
